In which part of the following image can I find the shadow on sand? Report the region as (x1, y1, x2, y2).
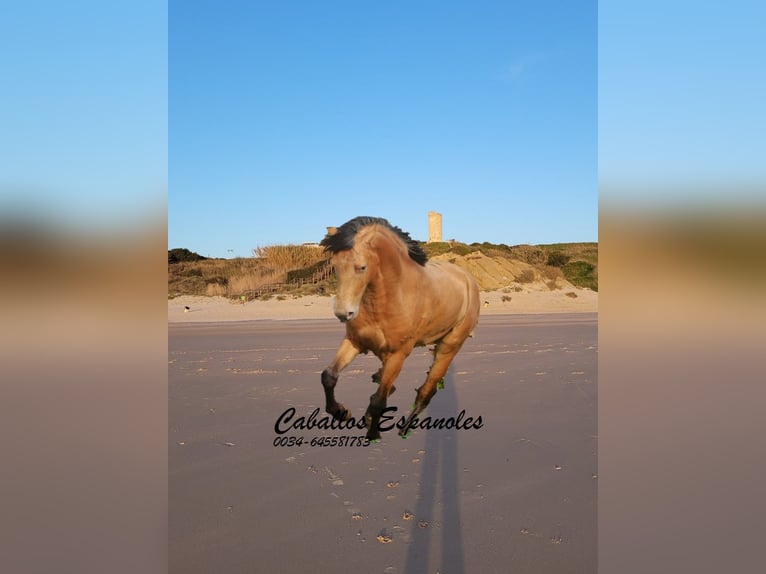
(403, 368, 465, 574)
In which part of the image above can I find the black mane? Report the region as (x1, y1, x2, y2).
(320, 216, 428, 266)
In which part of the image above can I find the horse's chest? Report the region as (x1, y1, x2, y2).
(349, 323, 406, 355)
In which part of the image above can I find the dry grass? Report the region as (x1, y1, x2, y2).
(516, 269, 536, 283)
(253, 244, 326, 270)
(542, 266, 563, 281)
(169, 244, 331, 299)
(227, 269, 285, 294)
(510, 245, 548, 265)
(169, 257, 290, 298)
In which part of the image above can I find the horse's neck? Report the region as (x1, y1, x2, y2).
(368, 241, 406, 299)
(365, 230, 425, 307)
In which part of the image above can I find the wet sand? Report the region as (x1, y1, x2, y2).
(169, 314, 597, 573)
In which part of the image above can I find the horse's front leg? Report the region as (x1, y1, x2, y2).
(399, 342, 460, 437)
(365, 352, 406, 441)
(321, 338, 360, 421)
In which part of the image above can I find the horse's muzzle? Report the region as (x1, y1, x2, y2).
(334, 309, 356, 322)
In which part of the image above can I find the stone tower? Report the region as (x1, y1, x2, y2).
(428, 211, 443, 243)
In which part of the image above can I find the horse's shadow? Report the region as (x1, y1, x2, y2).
(403, 367, 465, 574)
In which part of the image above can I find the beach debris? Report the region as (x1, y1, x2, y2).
(411, 458, 420, 463)
(386, 481, 400, 488)
(184, 306, 190, 312)
(351, 513, 363, 520)
(177, 441, 185, 446)
(376, 532, 393, 544)
(325, 466, 344, 486)
(417, 520, 429, 529)
(554, 465, 562, 470)
(402, 511, 414, 521)
(223, 442, 236, 447)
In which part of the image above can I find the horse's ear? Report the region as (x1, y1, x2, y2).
(326, 226, 338, 236)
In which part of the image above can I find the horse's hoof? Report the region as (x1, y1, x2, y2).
(366, 430, 382, 441)
(331, 405, 351, 422)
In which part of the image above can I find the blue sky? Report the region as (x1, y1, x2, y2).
(169, 1, 597, 258)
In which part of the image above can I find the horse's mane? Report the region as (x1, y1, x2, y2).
(320, 216, 428, 266)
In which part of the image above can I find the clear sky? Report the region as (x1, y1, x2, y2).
(169, 1, 597, 258)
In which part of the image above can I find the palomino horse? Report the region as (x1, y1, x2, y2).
(319, 216, 480, 440)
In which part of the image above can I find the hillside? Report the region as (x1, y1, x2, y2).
(168, 241, 597, 299)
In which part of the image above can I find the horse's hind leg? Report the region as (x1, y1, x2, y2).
(399, 341, 461, 437)
(322, 338, 360, 421)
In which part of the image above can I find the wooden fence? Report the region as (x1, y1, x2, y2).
(240, 261, 333, 301)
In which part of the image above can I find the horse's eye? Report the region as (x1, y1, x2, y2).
(356, 265, 367, 273)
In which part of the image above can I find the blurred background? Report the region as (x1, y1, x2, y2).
(1, 2, 167, 573)
(1, 1, 763, 573)
(599, 2, 765, 573)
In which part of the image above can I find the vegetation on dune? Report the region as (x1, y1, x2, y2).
(168, 244, 333, 299)
(169, 240, 598, 298)
(252, 244, 327, 270)
(168, 247, 207, 263)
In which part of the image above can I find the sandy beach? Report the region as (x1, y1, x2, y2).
(168, 288, 597, 323)
(169, 314, 597, 573)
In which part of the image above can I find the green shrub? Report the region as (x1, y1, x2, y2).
(546, 251, 571, 267)
(168, 248, 207, 263)
(562, 261, 597, 291)
(450, 244, 473, 256)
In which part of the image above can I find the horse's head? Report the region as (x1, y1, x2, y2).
(321, 217, 427, 323)
(324, 226, 377, 323)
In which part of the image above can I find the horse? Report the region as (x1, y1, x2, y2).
(319, 216, 480, 440)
